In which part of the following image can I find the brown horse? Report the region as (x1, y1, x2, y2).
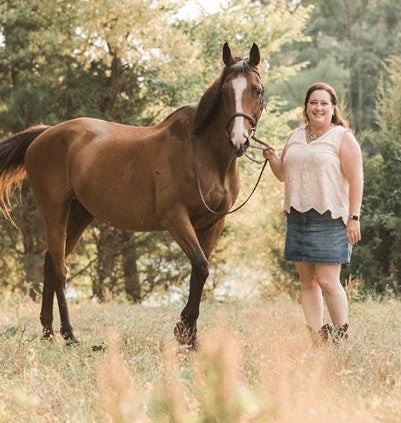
(0, 42, 264, 347)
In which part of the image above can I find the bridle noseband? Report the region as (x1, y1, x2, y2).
(224, 112, 257, 140)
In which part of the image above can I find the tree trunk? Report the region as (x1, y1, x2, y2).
(121, 232, 141, 302)
(93, 224, 118, 300)
(14, 183, 45, 300)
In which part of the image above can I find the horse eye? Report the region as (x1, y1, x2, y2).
(253, 86, 263, 96)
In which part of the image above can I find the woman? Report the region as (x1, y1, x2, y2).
(264, 82, 363, 343)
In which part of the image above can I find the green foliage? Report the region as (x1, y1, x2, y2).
(348, 56, 401, 293)
(270, 0, 401, 130)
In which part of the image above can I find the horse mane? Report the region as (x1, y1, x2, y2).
(193, 58, 257, 135)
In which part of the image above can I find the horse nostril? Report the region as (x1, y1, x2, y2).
(243, 134, 250, 149)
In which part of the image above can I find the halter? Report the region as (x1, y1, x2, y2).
(223, 66, 264, 145)
(225, 113, 256, 140)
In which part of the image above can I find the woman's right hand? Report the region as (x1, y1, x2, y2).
(263, 145, 277, 161)
(263, 144, 285, 181)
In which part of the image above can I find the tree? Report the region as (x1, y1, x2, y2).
(0, 0, 80, 297)
(349, 56, 401, 293)
(273, 0, 401, 131)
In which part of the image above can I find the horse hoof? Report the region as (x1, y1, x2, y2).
(66, 338, 80, 346)
(174, 321, 197, 349)
(41, 328, 55, 341)
(63, 333, 80, 346)
(178, 342, 198, 352)
(41, 334, 55, 342)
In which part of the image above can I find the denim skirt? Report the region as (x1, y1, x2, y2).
(284, 208, 352, 264)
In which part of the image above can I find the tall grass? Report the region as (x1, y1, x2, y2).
(1, 293, 400, 422)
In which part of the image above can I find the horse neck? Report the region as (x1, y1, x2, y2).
(196, 108, 237, 178)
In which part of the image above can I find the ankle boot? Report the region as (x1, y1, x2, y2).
(307, 323, 334, 347)
(318, 323, 334, 343)
(332, 323, 349, 344)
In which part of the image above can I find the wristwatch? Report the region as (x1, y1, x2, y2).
(348, 214, 360, 221)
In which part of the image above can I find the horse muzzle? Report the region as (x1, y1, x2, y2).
(230, 136, 250, 157)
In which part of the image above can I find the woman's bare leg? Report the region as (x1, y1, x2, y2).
(314, 263, 348, 327)
(295, 262, 323, 332)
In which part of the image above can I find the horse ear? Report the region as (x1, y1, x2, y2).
(222, 42, 235, 66)
(249, 43, 260, 67)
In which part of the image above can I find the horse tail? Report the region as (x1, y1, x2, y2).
(0, 125, 50, 221)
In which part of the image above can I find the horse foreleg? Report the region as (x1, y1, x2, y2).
(175, 218, 226, 345)
(196, 218, 226, 260)
(164, 209, 209, 347)
(174, 260, 209, 347)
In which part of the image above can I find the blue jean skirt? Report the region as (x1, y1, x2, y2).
(284, 208, 352, 264)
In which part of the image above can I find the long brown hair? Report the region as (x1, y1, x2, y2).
(303, 82, 348, 127)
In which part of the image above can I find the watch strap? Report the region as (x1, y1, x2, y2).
(348, 214, 360, 221)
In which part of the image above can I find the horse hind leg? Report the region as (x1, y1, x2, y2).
(40, 251, 56, 339)
(61, 200, 94, 343)
(39, 200, 69, 341)
(41, 199, 93, 344)
(65, 199, 94, 257)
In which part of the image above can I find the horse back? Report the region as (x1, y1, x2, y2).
(24, 110, 200, 231)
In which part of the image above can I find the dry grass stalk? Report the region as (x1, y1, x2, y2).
(243, 301, 376, 423)
(96, 329, 146, 423)
(194, 315, 246, 423)
(151, 343, 190, 423)
(1, 297, 401, 422)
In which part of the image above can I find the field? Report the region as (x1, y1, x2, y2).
(1, 293, 400, 423)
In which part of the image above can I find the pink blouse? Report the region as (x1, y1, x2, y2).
(283, 125, 350, 225)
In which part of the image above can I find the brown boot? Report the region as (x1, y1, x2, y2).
(332, 323, 349, 344)
(318, 323, 334, 344)
(307, 323, 334, 347)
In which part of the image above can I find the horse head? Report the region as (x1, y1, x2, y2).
(222, 42, 264, 157)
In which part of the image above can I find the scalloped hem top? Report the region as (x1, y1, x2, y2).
(283, 125, 350, 225)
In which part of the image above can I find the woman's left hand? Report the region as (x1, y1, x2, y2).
(346, 219, 361, 244)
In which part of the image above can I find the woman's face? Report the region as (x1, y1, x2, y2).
(306, 89, 335, 128)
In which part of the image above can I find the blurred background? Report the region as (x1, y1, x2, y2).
(0, 0, 400, 303)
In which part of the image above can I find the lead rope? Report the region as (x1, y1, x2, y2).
(191, 133, 268, 216)
(246, 133, 270, 164)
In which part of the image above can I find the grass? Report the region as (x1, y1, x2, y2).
(0, 292, 401, 422)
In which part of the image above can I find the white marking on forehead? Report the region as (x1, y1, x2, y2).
(232, 76, 247, 112)
(231, 75, 247, 147)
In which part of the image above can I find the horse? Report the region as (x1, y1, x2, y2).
(0, 42, 264, 347)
